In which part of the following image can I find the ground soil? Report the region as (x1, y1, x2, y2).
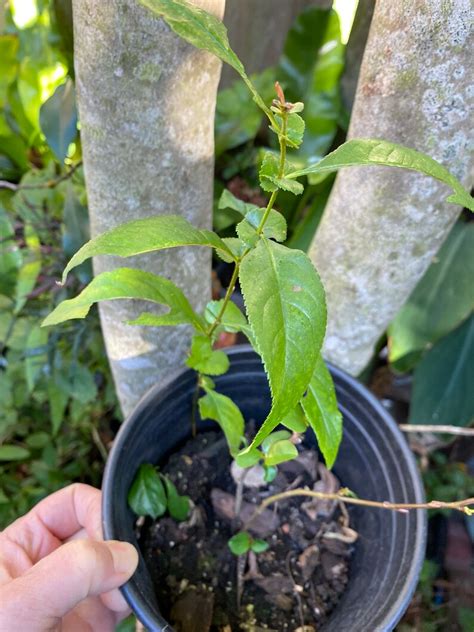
(138, 431, 355, 632)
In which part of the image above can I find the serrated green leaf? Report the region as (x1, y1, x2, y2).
(217, 237, 247, 263)
(198, 389, 244, 455)
(128, 463, 167, 519)
(204, 299, 254, 343)
(251, 539, 269, 553)
(42, 267, 205, 331)
(259, 153, 280, 193)
(259, 152, 303, 195)
(409, 314, 474, 427)
(228, 531, 251, 555)
(389, 223, 474, 371)
(60, 216, 234, 284)
(219, 189, 287, 242)
(264, 439, 298, 466)
(236, 218, 259, 247)
(0, 445, 30, 461)
(186, 335, 229, 375)
(274, 112, 305, 148)
(244, 208, 287, 242)
(138, 0, 269, 115)
(162, 476, 190, 521)
(286, 139, 473, 211)
(301, 355, 343, 469)
(240, 239, 326, 451)
(39, 79, 77, 162)
(218, 188, 258, 216)
(281, 405, 308, 433)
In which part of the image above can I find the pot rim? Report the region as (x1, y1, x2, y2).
(102, 344, 427, 631)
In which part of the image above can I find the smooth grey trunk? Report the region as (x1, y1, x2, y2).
(72, 0, 225, 416)
(220, 0, 331, 88)
(310, 0, 473, 375)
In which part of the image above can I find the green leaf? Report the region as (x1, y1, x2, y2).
(274, 113, 305, 149)
(0, 207, 21, 297)
(25, 432, 51, 449)
(219, 188, 287, 242)
(388, 222, 474, 371)
(14, 224, 41, 314)
(259, 152, 303, 195)
(162, 476, 190, 521)
(39, 79, 77, 162)
(263, 465, 278, 483)
(261, 430, 291, 454)
(228, 531, 251, 556)
(281, 405, 308, 433)
(47, 375, 69, 435)
(0, 445, 31, 461)
(60, 216, 234, 284)
(286, 139, 474, 211)
(234, 448, 262, 468)
(278, 8, 344, 159)
(198, 389, 244, 455)
(68, 364, 97, 403)
(301, 355, 342, 469)
(244, 208, 287, 243)
(239, 239, 326, 450)
(204, 299, 254, 342)
(236, 218, 259, 247)
(128, 463, 167, 519)
(264, 439, 298, 467)
(186, 335, 229, 375)
(42, 267, 205, 331)
(25, 324, 48, 392)
(409, 315, 474, 427)
(251, 539, 269, 554)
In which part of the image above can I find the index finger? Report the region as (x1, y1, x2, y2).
(1, 484, 102, 564)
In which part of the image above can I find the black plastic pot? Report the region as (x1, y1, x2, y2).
(102, 346, 427, 631)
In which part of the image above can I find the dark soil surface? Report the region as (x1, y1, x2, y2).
(138, 431, 355, 632)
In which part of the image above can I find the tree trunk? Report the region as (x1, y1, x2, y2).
(220, 0, 331, 88)
(310, 0, 473, 375)
(72, 0, 225, 416)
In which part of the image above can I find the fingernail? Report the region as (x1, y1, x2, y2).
(107, 540, 139, 575)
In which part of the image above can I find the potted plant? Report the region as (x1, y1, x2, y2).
(43, 1, 473, 630)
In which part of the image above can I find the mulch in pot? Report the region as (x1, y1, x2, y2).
(137, 430, 356, 632)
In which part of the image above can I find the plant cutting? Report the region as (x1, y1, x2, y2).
(42, 1, 474, 630)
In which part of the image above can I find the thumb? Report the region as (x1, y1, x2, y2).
(1, 539, 138, 626)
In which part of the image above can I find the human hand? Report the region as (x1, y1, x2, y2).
(0, 484, 138, 631)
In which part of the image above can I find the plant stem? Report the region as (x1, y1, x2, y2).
(399, 424, 474, 436)
(243, 490, 474, 530)
(0, 161, 83, 191)
(256, 190, 278, 236)
(207, 102, 288, 336)
(207, 263, 240, 337)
